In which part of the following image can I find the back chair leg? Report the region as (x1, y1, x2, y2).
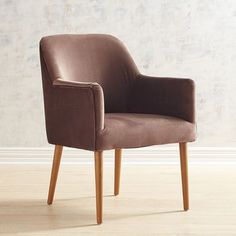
(179, 142, 189, 211)
(114, 148, 122, 196)
(94, 151, 103, 224)
(47, 145, 63, 205)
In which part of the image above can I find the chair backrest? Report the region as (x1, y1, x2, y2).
(40, 34, 139, 112)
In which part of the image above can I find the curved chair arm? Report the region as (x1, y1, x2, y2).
(42, 76, 104, 151)
(52, 78, 105, 131)
(128, 75, 195, 123)
(53, 79, 101, 89)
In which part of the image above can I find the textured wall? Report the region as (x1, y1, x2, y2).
(0, 0, 236, 147)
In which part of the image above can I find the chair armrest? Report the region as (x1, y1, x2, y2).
(128, 75, 195, 123)
(52, 78, 104, 131)
(42, 78, 104, 151)
(53, 79, 100, 88)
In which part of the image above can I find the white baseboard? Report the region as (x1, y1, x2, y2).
(0, 146, 236, 165)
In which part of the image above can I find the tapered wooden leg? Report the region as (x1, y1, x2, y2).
(114, 148, 122, 196)
(47, 145, 63, 205)
(94, 151, 103, 224)
(179, 142, 189, 211)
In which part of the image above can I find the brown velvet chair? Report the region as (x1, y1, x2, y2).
(40, 34, 196, 224)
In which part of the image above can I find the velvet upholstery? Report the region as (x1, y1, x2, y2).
(129, 75, 195, 123)
(97, 113, 195, 150)
(40, 34, 196, 151)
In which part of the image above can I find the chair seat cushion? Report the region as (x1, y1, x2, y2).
(97, 113, 196, 150)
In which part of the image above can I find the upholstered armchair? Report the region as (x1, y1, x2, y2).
(40, 34, 196, 224)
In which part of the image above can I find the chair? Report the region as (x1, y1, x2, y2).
(39, 34, 196, 224)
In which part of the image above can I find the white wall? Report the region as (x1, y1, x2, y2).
(1, 0, 236, 147)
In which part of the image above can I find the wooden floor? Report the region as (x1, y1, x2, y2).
(0, 164, 236, 235)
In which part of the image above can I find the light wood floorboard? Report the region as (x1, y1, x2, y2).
(0, 164, 236, 235)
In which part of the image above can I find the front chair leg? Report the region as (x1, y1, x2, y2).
(114, 148, 122, 196)
(94, 151, 103, 224)
(47, 145, 63, 205)
(179, 142, 189, 211)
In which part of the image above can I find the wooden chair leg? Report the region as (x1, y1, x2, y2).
(114, 148, 122, 196)
(47, 145, 63, 205)
(94, 151, 103, 224)
(179, 142, 189, 211)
